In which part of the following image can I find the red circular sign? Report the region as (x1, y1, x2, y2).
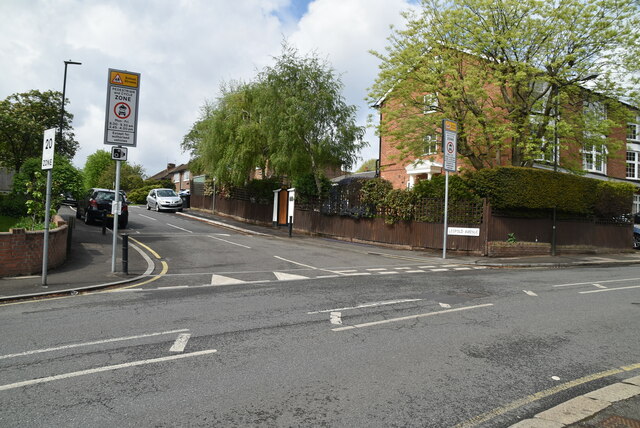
(114, 102, 131, 119)
(446, 141, 455, 154)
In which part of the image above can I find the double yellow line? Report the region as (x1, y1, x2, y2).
(113, 237, 168, 290)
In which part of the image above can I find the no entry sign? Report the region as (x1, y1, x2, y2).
(104, 69, 140, 147)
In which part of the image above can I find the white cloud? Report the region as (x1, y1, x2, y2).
(0, 0, 412, 177)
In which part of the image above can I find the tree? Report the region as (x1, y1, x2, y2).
(356, 159, 377, 173)
(83, 149, 145, 192)
(368, 0, 640, 171)
(183, 44, 367, 194)
(0, 90, 78, 172)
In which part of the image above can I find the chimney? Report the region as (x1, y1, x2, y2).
(167, 163, 176, 170)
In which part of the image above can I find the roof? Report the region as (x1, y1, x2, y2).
(148, 163, 190, 181)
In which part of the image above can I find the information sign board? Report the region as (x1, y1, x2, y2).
(41, 128, 56, 170)
(442, 119, 457, 172)
(104, 69, 140, 147)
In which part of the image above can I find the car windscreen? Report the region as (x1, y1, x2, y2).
(156, 189, 177, 197)
(95, 191, 115, 201)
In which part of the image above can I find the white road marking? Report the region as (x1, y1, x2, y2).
(419, 266, 436, 269)
(315, 275, 339, 279)
(211, 274, 245, 285)
(273, 256, 317, 270)
(169, 333, 191, 352)
(0, 329, 190, 361)
(366, 268, 387, 271)
(551, 376, 561, 381)
(166, 223, 193, 233)
(431, 268, 449, 272)
(454, 267, 472, 271)
(330, 312, 342, 325)
(473, 266, 488, 270)
(0, 350, 217, 392)
(273, 272, 309, 281)
(333, 269, 358, 273)
(138, 214, 157, 221)
(341, 272, 371, 276)
(593, 283, 607, 289)
(378, 271, 399, 275)
(395, 267, 411, 270)
(407, 270, 425, 273)
(208, 235, 251, 249)
(439, 302, 451, 308)
(332, 303, 494, 331)
(553, 277, 640, 288)
(523, 290, 538, 297)
(307, 298, 423, 314)
(579, 284, 640, 294)
(157, 285, 189, 290)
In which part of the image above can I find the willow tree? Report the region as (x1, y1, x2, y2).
(183, 45, 366, 194)
(368, 0, 640, 170)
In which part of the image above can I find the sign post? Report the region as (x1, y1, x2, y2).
(442, 119, 458, 259)
(41, 128, 56, 286)
(104, 69, 140, 272)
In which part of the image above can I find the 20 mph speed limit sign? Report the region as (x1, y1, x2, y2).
(442, 119, 457, 172)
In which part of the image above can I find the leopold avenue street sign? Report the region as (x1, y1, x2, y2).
(104, 69, 140, 147)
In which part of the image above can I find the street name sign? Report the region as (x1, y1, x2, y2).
(104, 69, 140, 147)
(41, 128, 56, 170)
(447, 227, 480, 236)
(442, 119, 457, 172)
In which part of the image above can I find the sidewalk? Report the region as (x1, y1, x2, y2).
(1, 207, 639, 426)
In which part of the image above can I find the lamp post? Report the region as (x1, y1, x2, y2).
(59, 60, 82, 142)
(42, 60, 81, 286)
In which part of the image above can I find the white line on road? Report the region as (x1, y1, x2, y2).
(439, 302, 451, 308)
(167, 223, 193, 233)
(208, 235, 251, 249)
(169, 333, 191, 352)
(273, 256, 318, 270)
(211, 274, 245, 285)
(553, 277, 640, 288)
(523, 290, 538, 297)
(579, 284, 640, 294)
(593, 283, 607, 289)
(307, 298, 423, 314)
(330, 312, 342, 325)
(138, 214, 157, 221)
(0, 349, 217, 392)
(273, 272, 309, 281)
(332, 303, 494, 332)
(0, 329, 190, 361)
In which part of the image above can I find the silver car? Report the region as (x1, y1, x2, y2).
(146, 188, 183, 212)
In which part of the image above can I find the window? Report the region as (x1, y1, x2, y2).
(634, 194, 640, 215)
(423, 93, 439, 114)
(627, 151, 640, 179)
(424, 135, 438, 155)
(628, 116, 640, 142)
(582, 143, 607, 174)
(173, 172, 180, 183)
(183, 171, 190, 181)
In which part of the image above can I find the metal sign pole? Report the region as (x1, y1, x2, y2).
(111, 158, 121, 272)
(441, 119, 458, 260)
(443, 171, 449, 259)
(41, 169, 53, 286)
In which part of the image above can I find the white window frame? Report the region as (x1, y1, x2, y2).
(627, 151, 640, 179)
(423, 93, 439, 114)
(582, 143, 607, 174)
(183, 171, 190, 181)
(423, 134, 438, 155)
(628, 116, 640, 143)
(173, 172, 180, 183)
(634, 194, 640, 215)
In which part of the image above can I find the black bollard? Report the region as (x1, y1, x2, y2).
(122, 233, 129, 274)
(288, 216, 293, 238)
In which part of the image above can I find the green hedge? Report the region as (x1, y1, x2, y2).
(465, 167, 635, 218)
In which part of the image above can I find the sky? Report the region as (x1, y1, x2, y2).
(0, 0, 415, 178)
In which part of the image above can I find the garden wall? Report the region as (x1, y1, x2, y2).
(0, 215, 68, 277)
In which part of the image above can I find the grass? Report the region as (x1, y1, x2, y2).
(0, 215, 19, 232)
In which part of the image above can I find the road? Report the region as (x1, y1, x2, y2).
(1, 206, 638, 427)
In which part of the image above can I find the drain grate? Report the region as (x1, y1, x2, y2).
(598, 415, 640, 428)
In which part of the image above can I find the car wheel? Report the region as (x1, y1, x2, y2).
(146, 203, 150, 211)
(634, 233, 640, 249)
(155, 203, 159, 212)
(84, 212, 93, 225)
(75, 209, 82, 219)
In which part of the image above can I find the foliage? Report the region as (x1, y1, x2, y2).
(507, 233, 517, 243)
(465, 166, 634, 218)
(383, 189, 416, 224)
(0, 193, 27, 217)
(368, 0, 640, 171)
(12, 156, 83, 225)
(83, 150, 145, 192)
(293, 173, 331, 205)
(413, 174, 479, 202)
(183, 43, 367, 195)
(245, 178, 283, 203)
(0, 215, 19, 232)
(356, 159, 377, 173)
(0, 90, 78, 172)
(360, 178, 393, 216)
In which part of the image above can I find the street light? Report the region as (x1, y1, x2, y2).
(59, 60, 82, 142)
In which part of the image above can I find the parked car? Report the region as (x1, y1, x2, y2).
(179, 189, 190, 196)
(634, 224, 640, 249)
(146, 188, 183, 212)
(60, 192, 77, 207)
(76, 188, 128, 229)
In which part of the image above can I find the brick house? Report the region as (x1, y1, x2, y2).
(148, 163, 191, 193)
(374, 86, 640, 212)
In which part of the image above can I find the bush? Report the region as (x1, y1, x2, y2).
(246, 177, 282, 203)
(360, 178, 392, 217)
(413, 174, 480, 202)
(383, 189, 416, 224)
(593, 181, 635, 218)
(293, 173, 332, 205)
(0, 193, 27, 217)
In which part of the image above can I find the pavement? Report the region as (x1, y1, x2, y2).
(1, 206, 639, 427)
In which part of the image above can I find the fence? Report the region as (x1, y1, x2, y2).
(189, 182, 632, 255)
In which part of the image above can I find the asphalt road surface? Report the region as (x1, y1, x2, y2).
(1, 207, 638, 427)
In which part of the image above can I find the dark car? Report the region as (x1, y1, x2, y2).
(76, 188, 128, 229)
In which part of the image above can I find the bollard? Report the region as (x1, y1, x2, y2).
(102, 212, 107, 235)
(288, 216, 293, 238)
(122, 233, 129, 274)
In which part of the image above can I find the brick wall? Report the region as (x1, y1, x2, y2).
(0, 215, 68, 277)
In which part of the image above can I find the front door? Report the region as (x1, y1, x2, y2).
(278, 189, 288, 225)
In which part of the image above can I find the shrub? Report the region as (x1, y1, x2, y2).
(293, 173, 331, 205)
(383, 189, 416, 224)
(360, 178, 392, 217)
(413, 174, 479, 202)
(0, 193, 27, 217)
